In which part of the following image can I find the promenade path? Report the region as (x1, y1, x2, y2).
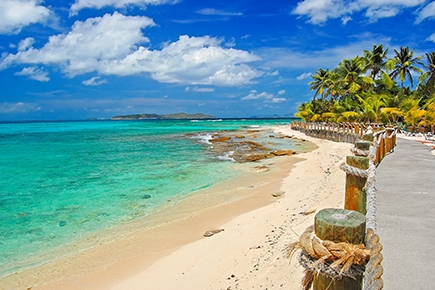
(376, 137, 435, 289)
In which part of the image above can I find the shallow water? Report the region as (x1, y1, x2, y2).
(0, 118, 303, 277)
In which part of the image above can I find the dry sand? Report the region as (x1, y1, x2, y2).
(2, 126, 353, 290)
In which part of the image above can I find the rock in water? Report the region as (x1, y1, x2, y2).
(203, 228, 225, 237)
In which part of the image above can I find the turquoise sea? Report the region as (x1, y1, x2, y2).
(0, 118, 298, 278)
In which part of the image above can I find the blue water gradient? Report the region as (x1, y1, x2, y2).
(0, 119, 296, 277)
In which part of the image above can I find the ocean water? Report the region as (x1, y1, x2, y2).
(0, 118, 298, 277)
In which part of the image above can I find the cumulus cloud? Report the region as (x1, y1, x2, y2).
(1, 13, 262, 86)
(1, 12, 155, 75)
(83, 76, 107, 86)
(15, 67, 49, 82)
(70, 0, 178, 15)
(241, 90, 286, 103)
(292, 0, 426, 24)
(0, 0, 51, 34)
(0, 102, 41, 113)
(415, 2, 435, 23)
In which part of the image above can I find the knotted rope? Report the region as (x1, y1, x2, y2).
(364, 229, 384, 290)
(365, 144, 378, 231)
(350, 146, 369, 157)
(286, 226, 371, 290)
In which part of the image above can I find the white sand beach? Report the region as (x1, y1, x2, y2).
(3, 126, 354, 290)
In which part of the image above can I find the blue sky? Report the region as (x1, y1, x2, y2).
(1, 0, 435, 121)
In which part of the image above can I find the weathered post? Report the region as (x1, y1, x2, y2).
(344, 156, 369, 215)
(385, 128, 394, 153)
(314, 208, 366, 290)
(379, 133, 385, 162)
(355, 140, 371, 153)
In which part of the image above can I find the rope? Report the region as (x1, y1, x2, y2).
(286, 226, 370, 289)
(364, 229, 384, 290)
(365, 144, 378, 231)
(351, 147, 369, 156)
(340, 162, 369, 178)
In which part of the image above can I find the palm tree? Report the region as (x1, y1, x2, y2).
(381, 107, 403, 124)
(400, 98, 424, 132)
(420, 97, 435, 134)
(389, 46, 423, 88)
(363, 44, 389, 80)
(295, 102, 315, 121)
(334, 56, 374, 99)
(309, 68, 330, 100)
(417, 52, 435, 101)
(358, 93, 386, 123)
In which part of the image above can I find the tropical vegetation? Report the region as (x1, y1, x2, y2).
(295, 45, 435, 134)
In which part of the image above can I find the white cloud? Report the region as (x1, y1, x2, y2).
(15, 67, 49, 82)
(268, 70, 279, 76)
(196, 8, 243, 16)
(0, 0, 51, 34)
(99, 35, 263, 86)
(292, 0, 353, 24)
(1, 13, 262, 87)
(266, 97, 286, 103)
(18, 38, 36, 51)
(1, 12, 154, 74)
(0, 102, 41, 113)
(191, 86, 215, 92)
(278, 90, 285, 95)
(341, 16, 352, 24)
(365, 6, 400, 22)
(415, 2, 435, 23)
(292, 0, 426, 24)
(225, 37, 236, 48)
(241, 91, 286, 103)
(427, 32, 435, 42)
(296, 72, 312, 80)
(70, 0, 178, 15)
(82, 76, 107, 86)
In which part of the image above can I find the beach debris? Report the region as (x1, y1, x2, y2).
(203, 228, 224, 237)
(272, 191, 285, 197)
(254, 165, 270, 172)
(299, 208, 316, 215)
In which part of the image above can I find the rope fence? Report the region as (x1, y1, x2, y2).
(286, 122, 398, 290)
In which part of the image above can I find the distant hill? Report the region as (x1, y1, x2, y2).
(111, 112, 216, 120)
(249, 114, 295, 119)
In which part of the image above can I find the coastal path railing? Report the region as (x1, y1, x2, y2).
(290, 121, 398, 166)
(287, 122, 396, 290)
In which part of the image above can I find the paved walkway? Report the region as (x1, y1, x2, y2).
(376, 137, 435, 289)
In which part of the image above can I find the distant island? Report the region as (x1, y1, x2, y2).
(111, 112, 216, 120)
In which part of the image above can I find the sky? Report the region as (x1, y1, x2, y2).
(0, 0, 435, 121)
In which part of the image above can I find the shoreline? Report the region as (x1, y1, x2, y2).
(2, 126, 353, 290)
